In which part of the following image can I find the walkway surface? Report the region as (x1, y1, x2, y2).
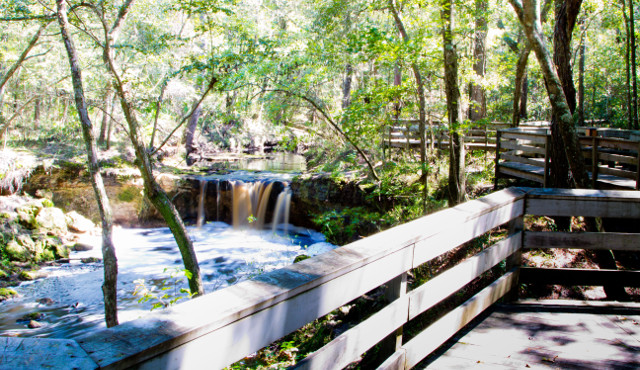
(421, 300, 640, 369)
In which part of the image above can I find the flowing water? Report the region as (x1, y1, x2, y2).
(0, 168, 335, 339)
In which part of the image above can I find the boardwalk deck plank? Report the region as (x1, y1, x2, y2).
(422, 304, 640, 369)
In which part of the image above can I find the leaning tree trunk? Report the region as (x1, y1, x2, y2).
(56, 0, 118, 327)
(442, 0, 466, 206)
(578, 33, 585, 126)
(96, 0, 205, 296)
(510, 0, 627, 301)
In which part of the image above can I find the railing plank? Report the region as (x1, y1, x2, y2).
(500, 141, 546, 155)
(525, 188, 640, 218)
(408, 232, 521, 320)
(293, 297, 409, 370)
(520, 267, 640, 287)
(403, 270, 519, 368)
(78, 242, 414, 369)
(412, 192, 525, 267)
(524, 231, 640, 251)
(500, 153, 545, 168)
(597, 152, 638, 165)
(377, 349, 407, 370)
(597, 165, 637, 180)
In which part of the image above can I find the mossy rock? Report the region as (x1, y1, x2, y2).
(34, 207, 68, 234)
(0, 288, 17, 301)
(42, 236, 68, 259)
(117, 185, 142, 203)
(19, 270, 37, 281)
(0, 269, 8, 279)
(5, 240, 30, 262)
(16, 204, 41, 229)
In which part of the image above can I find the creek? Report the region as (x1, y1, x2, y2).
(0, 154, 338, 339)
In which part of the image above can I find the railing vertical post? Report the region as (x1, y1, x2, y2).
(505, 215, 524, 302)
(544, 133, 551, 188)
(494, 130, 502, 190)
(380, 273, 408, 360)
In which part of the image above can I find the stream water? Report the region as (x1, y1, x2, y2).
(0, 156, 336, 339)
(0, 223, 334, 339)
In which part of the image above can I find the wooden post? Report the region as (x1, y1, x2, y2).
(494, 130, 502, 190)
(380, 273, 408, 361)
(505, 216, 524, 302)
(543, 133, 551, 187)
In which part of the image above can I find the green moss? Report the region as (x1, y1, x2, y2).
(293, 255, 310, 263)
(41, 199, 54, 208)
(0, 288, 17, 300)
(19, 270, 36, 281)
(117, 186, 141, 202)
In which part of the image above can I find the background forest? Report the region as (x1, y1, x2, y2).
(1, 0, 635, 177)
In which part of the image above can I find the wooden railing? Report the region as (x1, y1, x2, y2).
(4, 188, 640, 369)
(496, 127, 640, 190)
(385, 120, 511, 152)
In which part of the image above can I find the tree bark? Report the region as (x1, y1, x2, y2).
(513, 45, 531, 127)
(93, 0, 205, 297)
(56, 0, 118, 327)
(631, 0, 639, 128)
(578, 32, 585, 126)
(442, 0, 466, 206)
(98, 83, 111, 145)
(342, 63, 353, 110)
(184, 101, 202, 165)
(389, 0, 429, 211)
(469, 0, 488, 122)
(508, 0, 590, 188)
(622, 0, 633, 129)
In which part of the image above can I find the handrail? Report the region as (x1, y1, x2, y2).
(3, 188, 640, 369)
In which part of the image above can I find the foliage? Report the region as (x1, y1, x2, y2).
(133, 267, 194, 311)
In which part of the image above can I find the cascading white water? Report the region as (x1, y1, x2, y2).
(196, 180, 207, 228)
(271, 186, 292, 235)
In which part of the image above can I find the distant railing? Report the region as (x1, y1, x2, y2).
(3, 188, 640, 369)
(496, 127, 640, 190)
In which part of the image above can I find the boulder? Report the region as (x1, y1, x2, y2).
(72, 242, 93, 252)
(16, 204, 40, 228)
(27, 320, 42, 329)
(66, 211, 94, 233)
(5, 240, 29, 262)
(34, 207, 68, 234)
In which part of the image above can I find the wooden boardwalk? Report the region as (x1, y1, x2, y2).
(422, 301, 640, 369)
(495, 127, 640, 190)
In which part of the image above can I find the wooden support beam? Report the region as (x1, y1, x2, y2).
(520, 267, 640, 287)
(524, 231, 640, 251)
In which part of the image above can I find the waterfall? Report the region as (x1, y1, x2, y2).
(230, 180, 283, 229)
(215, 180, 220, 221)
(196, 179, 207, 228)
(271, 185, 292, 235)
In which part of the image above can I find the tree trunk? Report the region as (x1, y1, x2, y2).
(342, 63, 353, 110)
(389, 0, 429, 212)
(184, 101, 202, 165)
(509, 0, 589, 188)
(520, 72, 529, 120)
(56, 0, 118, 327)
(469, 0, 488, 122)
(631, 0, 639, 128)
(623, 0, 633, 129)
(96, 0, 205, 297)
(578, 33, 585, 126)
(98, 84, 111, 145)
(442, 0, 466, 206)
(513, 45, 531, 127)
(510, 0, 627, 300)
